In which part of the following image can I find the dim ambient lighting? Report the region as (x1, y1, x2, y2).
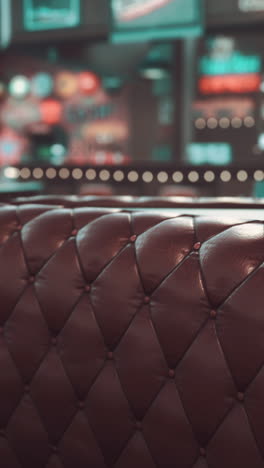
(204, 171, 215, 182)
(254, 170, 264, 182)
(46, 168, 57, 179)
(237, 170, 248, 182)
(142, 171, 154, 183)
(188, 171, 199, 183)
(157, 171, 169, 183)
(72, 168, 83, 180)
(113, 170, 125, 182)
(220, 170, 232, 182)
(20, 167, 31, 179)
(172, 171, 184, 183)
(219, 117, 230, 129)
(59, 168, 70, 179)
(33, 168, 44, 179)
(4, 167, 19, 179)
(207, 118, 218, 129)
(86, 169, 97, 181)
(127, 170, 139, 182)
(195, 118, 206, 130)
(99, 169, 110, 182)
(244, 116, 255, 127)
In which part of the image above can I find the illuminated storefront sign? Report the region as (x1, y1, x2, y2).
(239, 0, 264, 11)
(199, 73, 261, 94)
(199, 52, 261, 76)
(187, 142, 233, 165)
(23, 0, 80, 31)
(111, 0, 203, 42)
(113, 0, 174, 21)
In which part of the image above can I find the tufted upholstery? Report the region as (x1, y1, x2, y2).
(1, 200, 264, 467)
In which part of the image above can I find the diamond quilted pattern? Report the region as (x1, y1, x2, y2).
(115, 306, 168, 420)
(207, 404, 264, 468)
(0, 234, 28, 321)
(76, 213, 131, 283)
(35, 240, 85, 333)
(0, 342, 23, 427)
(143, 381, 199, 468)
(85, 363, 134, 465)
(175, 321, 236, 445)
(151, 253, 209, 367)
(21, 209, 73, 274)
(30, 350, 77, 443)
(115, 431, 156, 468)
(59, 412, 107, 468)
(244, 366, 264, 459)
(200, 223, 264, 307)
(7, 396, 51, 467)
(58, 295, 106, 399)
(5, 288, 50, 382)
(217, 265, 264, 390)
(0, 202, 264, 467)
(136, 217, 195, 294)
(90, 246, 144, 349)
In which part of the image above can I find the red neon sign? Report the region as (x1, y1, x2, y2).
(199, 73, 261, 94)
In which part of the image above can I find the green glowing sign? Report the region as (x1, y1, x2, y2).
(187, 142, 232, 165)
(23, 0, 80, 31)
(200, 51, 261, 76)
(111, 0, 203, 43)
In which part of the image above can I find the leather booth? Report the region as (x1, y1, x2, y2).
(1, 196, 264, 467)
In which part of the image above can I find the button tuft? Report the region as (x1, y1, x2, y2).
(144, 296, 150, 304)
(210, 310, 217, 319)
(168, 369, 175, 378)
(51, 337, 57, 346)
(24, 385, 30, 393)
(237, 392, 244, 402)
(194, 242, 201, 251)
(71, 229, 78, 236)
(28, 276, 35, 284)
(84, 284, 91, 293)
(107, 351, 114, 360)
(16, 224, 22, 231)
(130, 235, 137, 243)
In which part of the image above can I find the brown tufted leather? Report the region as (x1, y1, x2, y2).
(0, 200, 264, 467)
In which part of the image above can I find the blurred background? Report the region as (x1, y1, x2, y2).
(1, 0, 264, 199)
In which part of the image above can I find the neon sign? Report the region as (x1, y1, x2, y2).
(23, 0, 80, 31)
(239, 0, 264, 11)
(187, 143, 232, 165)
(199, 52, 261, 76)
(199, 73, 261, 94)
(111, 0, 203, 42)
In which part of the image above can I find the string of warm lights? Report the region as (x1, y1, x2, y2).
(3, 166, 264, 183)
